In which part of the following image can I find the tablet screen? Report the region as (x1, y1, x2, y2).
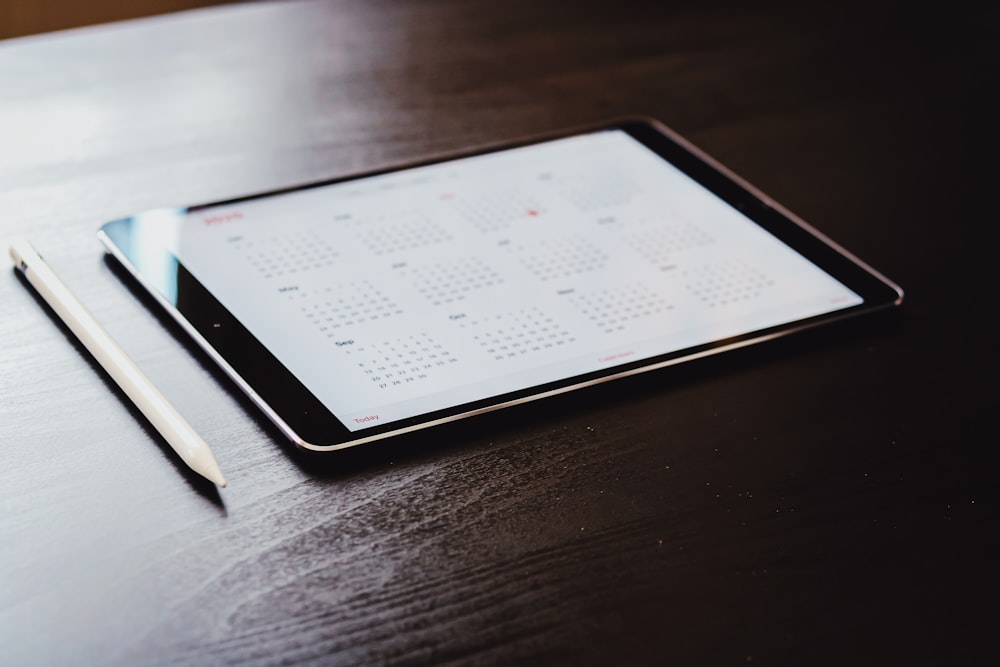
(100, 121, 901, 448)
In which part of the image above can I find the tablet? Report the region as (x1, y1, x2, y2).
(99, 117, 902, 451)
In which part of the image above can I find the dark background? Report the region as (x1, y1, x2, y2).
(1, 1, 996, 664)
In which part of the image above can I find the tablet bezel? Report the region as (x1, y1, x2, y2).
(98, 117, 903, 451)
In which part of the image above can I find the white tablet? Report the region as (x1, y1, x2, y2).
(99, 118, 902, 450)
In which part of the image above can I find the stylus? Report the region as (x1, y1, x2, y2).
(9, 239, 227, 488)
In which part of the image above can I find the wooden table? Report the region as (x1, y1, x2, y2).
(1, 1, 994, 664)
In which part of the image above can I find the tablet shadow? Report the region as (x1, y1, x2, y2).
(283, 304, 904, 479)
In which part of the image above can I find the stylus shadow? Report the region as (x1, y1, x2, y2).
(16, 267, 227, 510)
(100, 254, 906, 481)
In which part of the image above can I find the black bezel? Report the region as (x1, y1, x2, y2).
(99, 117, 903, 450)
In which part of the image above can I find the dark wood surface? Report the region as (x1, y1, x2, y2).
(0, 0, 239, 39)
(1, 1, 995, 664)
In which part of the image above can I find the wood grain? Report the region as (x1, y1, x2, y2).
(0, 0, 995, 664)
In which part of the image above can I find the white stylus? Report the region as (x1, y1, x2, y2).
(9, 239, 227, 488)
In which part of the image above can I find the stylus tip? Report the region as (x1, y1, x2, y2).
(201, 464, 227, 488)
